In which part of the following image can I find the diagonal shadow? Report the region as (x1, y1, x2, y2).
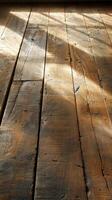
(0, 4, 112, 199)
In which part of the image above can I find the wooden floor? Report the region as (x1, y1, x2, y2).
(0, 3, 112, 200)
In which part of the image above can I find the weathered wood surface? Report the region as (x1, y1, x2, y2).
(14, 7, 49, 81)
(66, 6, 112, 199)
(0, 81, 41, 200)
(0, 6, 48, 200)
(0, 5, 112, 200)
(0, 6, 30, 119)
(34, 7, 87, 200)
(83, 7, 112, 195)
(0, 6, 11, 37)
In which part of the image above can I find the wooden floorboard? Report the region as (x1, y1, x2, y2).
(0, 81, 41, 200)
(34, 7, 87, 200)
(66, 7, 112, 199)
(0, 5, 30, 121)
(14, 7, 49, 81)
(0, 4, 112, 200)
(0, 6, 48, 200)
(83, 7, 112, 196)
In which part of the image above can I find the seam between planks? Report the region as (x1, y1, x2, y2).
(32, 8, 49, 200)
(95, 8, 112, 192)
(0, 8, 32, 124)
(64, 7, 89, 200)
(82, 9, 111, 194)
(97, 9, 112, 128)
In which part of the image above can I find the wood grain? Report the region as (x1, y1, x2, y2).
(0, 5, 112, 200)
(34, 7, 87, 200)
(0, 5, 11, 37)
(0, 81, 41, 200)
(0, 6, 48, 200)
(83, 8, 112, 195)
(14, 7, 49, 81)
(66, 6, 112, 199)
(0, 6, 30, 119)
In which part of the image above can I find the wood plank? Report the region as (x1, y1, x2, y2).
(0, 81, 41, 200)
(83, 8, 112, 195)
(0, 6, 49, 199)
(28, 7, 49, 28)
(100, 7, 112, 46)
(98, 8, 112, 120)
(100, 13, 112, 185)
(34, 7, 87, 200)
(66, 6, 112, 199)
(14, 7, 49, 81)
(0, 6, 30, 119)
(14, 28, 47, 81)
(0, 5, 11, 37)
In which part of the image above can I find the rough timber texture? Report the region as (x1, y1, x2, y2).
(0, 6, 48, 200)
(0, 6, 30, 120)
(0, 81, 41, 200)
(34, 7, 87, 200)
(0, 4, 112, 200)
(66, 7, 112, 199)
